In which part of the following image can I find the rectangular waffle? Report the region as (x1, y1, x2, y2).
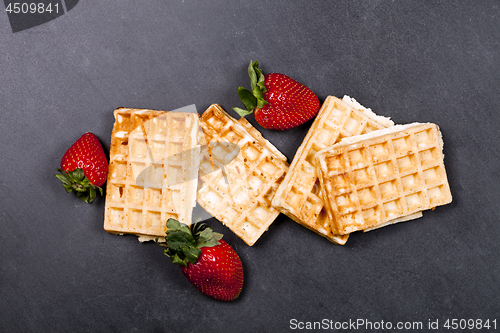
(314, 122, 452, 235)
(272, 96, 394, 244)
(104, 108, 200, 240)
(197, 104, 289, 246)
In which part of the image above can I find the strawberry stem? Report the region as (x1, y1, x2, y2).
(161, 219, 223, 267)
(55, 168, 103, 203)
(233, 59, 268, 117)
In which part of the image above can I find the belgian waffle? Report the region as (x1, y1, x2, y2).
(197, 104, 289, 246)
(103, 108, 200, 240)
(314, 123, 452, 235)
(272, 96, 394, 244)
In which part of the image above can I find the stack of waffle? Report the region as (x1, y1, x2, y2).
(273, 96, 451, 243)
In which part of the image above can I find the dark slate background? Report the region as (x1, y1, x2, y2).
(1, 1, 499, 332)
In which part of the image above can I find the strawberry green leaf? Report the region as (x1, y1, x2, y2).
(179, 223, 192, 235)
(72, 168, 85, 182)
(256, 77, 266, 90)
(182, 245, 201, 264)
(237, 86, 257, 111)
(252, 85, 265, 102)
(55, 173, 70, 184)
(62, 183, 73, 193)
(89, 187, 96, 202)
(166, 218, 182, 232)
(248, 60, 267, 102)
(233, 107, 254, 117)
(248, 60, 258, 90)
(197, 228, 223, 248)
(171, 253, 185, 266)
(165, 231, 196, 252)
(76, 190, 92, 203)
(256, 97, 268, 109)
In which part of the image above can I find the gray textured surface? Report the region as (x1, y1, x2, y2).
(1, 1, 499, 332)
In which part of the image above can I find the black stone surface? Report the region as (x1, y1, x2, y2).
(1, 1, 499, 332)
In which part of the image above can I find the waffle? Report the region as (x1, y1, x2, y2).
(197, 104, 289, 246)
(272, 96, 394, 244)
(104, 108, 201, 240)
(314, 122, 452, 235)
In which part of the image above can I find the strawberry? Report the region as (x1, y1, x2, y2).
(233, 60, 320, 130)
(55, 132, 108, 203)
(161, 219, 244, 301)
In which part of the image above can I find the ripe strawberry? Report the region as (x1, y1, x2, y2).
(55, 132, 108, 203)
(162, 219, 244, 301)
(233, 60, 320, 130)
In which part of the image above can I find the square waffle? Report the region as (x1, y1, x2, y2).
(104, 108, 200, 240)
(272, 96, 394, 244)
(314, 123, 452, 235)
(197, 104, 289, 246)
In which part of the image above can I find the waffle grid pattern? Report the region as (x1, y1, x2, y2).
(104, 108, 199, 237)
(197, 104, 288, 246)
(272, 96, 391, 244)
(315, 123, 452, 235)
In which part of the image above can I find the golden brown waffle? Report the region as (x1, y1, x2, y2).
(197, 104, 289, 246)
(272, 96, 394, 244)
(104, 108, 200, 240)
(314, 123, 452, 235)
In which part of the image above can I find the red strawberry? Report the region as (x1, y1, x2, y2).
(162, 219, 244, 301)
(55, 132, 108, 203)
(233, 60, 320, 130)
